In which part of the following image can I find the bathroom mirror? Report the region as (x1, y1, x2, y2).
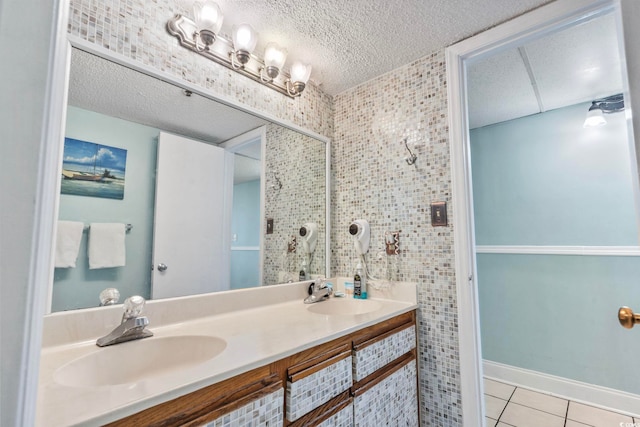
(50, 45, 328, 312)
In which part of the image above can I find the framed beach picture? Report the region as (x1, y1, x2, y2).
(60, 138, 128, 200)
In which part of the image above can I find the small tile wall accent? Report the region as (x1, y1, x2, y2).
(263, 123, 326, 285)
(316, 403, 354, 427)
(353, 325, 416, 381)
(333, 51, 461, 426)
(205, 387, 283, 427)
(67, 0, 334, 139)
(353, 359, 418, 426)
(286, 356, 353, 422)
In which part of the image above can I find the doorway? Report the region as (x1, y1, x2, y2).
(446, 1, 640, 425)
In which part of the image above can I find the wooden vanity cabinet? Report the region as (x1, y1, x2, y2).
(108, 310, 417, 427)
(106, 367, 283, 427)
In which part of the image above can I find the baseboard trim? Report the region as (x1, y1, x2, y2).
(483, 360, 640, 417)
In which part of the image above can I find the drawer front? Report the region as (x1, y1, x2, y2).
(352, 325, 416, 382)
(202, 387, 283, 427)
(286, 355, 353, 422)
(316, 402, 354, 427)
(353, 359, 418, 427)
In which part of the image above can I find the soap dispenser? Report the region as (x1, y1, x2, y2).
(299, 258, 308, 281)
(353, 261, 367, 299)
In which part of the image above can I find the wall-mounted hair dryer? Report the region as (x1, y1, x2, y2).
(299, 222, 318, 255)
(349, 219, 370, 255)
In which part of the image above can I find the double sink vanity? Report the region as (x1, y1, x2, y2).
(37, 279, 418, 426)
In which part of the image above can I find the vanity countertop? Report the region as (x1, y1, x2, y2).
(36, 279, 417, 426)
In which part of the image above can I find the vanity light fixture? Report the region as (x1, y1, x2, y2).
(583, 93, 624, 127)
(167, 1, 312, 98)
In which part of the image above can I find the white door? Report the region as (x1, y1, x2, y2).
(152, 132, 233, 299)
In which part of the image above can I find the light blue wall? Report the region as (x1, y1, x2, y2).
(471, 103, 640, 394)
(471, 102, 637, 246)
(230, 180, 260, 288)
(53, 106, 158, 311)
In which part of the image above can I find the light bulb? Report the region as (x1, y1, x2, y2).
(232, 23, 258, 53)
(263, 42, 287, 78)
(584, 108, 606, 127)
(193, 1, 223, 33)
(290, 62, 311, 84)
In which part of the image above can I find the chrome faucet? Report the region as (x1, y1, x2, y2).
(304, 279, 333, 304)
(96, 296, 153, 347)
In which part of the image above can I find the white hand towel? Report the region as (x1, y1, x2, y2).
(54, 221, 84, 268)
(88, 223, 126, 269)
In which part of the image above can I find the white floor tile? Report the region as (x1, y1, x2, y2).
(484, 395, 508, 420)
(510, 387, 568, 417)
(496, 423, 514, 427)
(500, 402, 565, 427)
(484, 378, 516, 400)
(567, 402, 633, 427)
(565, 420, 593, 427)
(486, 416, 497, 426)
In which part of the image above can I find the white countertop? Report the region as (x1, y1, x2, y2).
(36, 279, 417, 426)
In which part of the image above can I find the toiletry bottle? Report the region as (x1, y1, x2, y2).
(299, 259, 308, 281)
(353, 261, 367, 299)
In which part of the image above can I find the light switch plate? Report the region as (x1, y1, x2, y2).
(431, 202, 447, 227)
(266, 218, 274, 234)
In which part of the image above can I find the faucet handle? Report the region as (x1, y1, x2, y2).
(99, 288, 120, 306)
(123, 296, 146, 319)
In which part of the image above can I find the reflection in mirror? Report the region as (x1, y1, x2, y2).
(51, 46, 327, 312)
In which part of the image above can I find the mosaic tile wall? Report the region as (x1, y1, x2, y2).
(332, 52, 461, 426)
(206, 387, 283, 427)
(353, 360, 419, 426)
(286, 356, 353, 422)
(352, 325, 416, 381)
(67, 0, 334, 139)
(263, 123, 327, 285)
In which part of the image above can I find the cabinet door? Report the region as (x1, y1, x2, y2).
(353, 353, 418, 427)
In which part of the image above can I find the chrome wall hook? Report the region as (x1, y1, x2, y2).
(404, 139, 417, 165)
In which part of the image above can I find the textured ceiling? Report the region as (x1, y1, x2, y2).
(467, 12, 623, 128)
(205, 0, 554, 95)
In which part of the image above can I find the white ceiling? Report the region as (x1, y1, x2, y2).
(467, 12, 623, 128)
(201, 0, 555, 95)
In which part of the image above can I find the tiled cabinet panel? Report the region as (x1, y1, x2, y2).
(353, 356, 418, 427)
(352, 324, 416, 382)
(286, 350, 353, 422)
(201, 386, 284, 427)
(316, 402, 354, 427)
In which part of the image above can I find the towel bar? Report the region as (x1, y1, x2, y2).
(83, 224, 132, 232)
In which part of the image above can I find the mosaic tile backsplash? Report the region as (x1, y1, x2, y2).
(263, 123, 326, 285)
(286, 356, 353, 422)
(353, 359, 419, 426)
(67, 0, 333, 138)
(333, 52, 461, 426)
(205, 387, 283, 427)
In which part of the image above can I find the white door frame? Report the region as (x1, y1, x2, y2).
(220, 126, 267, 287)
(445, 0, 628, 424)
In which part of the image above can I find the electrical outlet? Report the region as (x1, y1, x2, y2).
(385, 231, 400, 255)
(287, 236, 297, 253)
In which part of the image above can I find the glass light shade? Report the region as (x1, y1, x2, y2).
(290, 62, 312, 84)
(264, 42, 287, 70)
(584, 108, 607, 127)
(193, 1, 223, 33)
(232, 24, 258, 53)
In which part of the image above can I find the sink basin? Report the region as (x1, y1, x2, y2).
(54, 335, 226, 388)
(307, 298, 383, 315)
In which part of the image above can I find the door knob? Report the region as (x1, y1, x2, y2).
(618, 306, 640, 329)
(157, 263, 168, 272)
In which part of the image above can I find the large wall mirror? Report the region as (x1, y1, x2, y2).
(50, 44, 329, 312)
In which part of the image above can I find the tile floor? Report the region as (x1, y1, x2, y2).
(484, 378, 639, 427)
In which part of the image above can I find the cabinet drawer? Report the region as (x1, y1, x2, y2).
(353, 355, 418, 427)
(352, 324, 416, 382)
(286, 350, 353, 422)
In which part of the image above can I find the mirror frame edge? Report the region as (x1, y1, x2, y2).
(446, 0, 627, 425)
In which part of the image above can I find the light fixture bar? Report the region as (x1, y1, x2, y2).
(167, 15, 302, 98)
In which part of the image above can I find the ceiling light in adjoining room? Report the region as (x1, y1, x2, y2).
(167, 2, 312, 98)
(583, 93, 624, 128)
